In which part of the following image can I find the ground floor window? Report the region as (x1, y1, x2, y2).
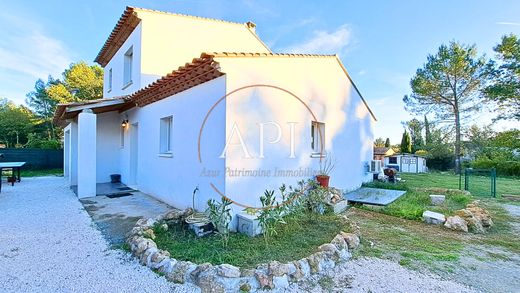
(159, 116, 173, 154)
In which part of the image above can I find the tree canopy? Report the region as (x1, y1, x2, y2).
(486, 34, 520, 121)
(0, 98, 35, 147)
(404, 41, 493, 172)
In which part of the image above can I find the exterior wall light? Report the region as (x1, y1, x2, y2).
(121, 119, 129, 128)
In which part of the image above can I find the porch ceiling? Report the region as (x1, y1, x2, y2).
(53, 97, 134, 126)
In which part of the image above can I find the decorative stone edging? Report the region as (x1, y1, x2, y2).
(126, 209, 360, 292)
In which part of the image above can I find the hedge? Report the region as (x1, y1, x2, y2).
(472, 158, 520, 177)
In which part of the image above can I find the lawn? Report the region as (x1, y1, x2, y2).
(401, 172, 520, 197)
(352, 171, 520, 284)
(1, 168, 63, 178)
(153, 212, 351, 268)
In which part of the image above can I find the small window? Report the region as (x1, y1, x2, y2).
(410, 158, 417, 164)
(389, 157, 397, 164)
(311, 121, 325, 154)
(159, 116, 173, 154)
(108, 68, 113, 91)
(123, 47, 133, 86)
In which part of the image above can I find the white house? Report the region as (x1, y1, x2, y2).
(54, 7, 376, 215)
(384, 154, 427, 173)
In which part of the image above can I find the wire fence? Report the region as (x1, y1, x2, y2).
(460, 168, 497, 197)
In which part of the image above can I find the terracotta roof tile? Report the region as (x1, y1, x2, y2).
(129, 54, 224, 107)
(94, 7, 259, 67)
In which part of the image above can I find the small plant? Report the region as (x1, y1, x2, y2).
(258, 190, 286, 246)
(206, 196, 233, 247)
(318, 154, 336, 176)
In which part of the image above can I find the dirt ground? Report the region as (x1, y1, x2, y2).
(346, 202, 520, 293)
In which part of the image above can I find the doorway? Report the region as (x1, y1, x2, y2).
(129, 123, 139, 186)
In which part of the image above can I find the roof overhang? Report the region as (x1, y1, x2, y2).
(53, 97, 134, 126)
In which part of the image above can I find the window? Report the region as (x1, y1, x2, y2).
(389, 157, 397, 164)
(108, 68, 113, 92)
(123, 47, 133, 86)
(410, 157, 417, 164)
(159, 116, 173, 154)
(311, 121, 325, 154)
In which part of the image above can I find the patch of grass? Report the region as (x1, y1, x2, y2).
(350, 208, 464, 271)
(153, 212, 351, 268)
(360, 189, 471, 221)
(20, 168, 63, 177)
(400, 172, 520, 197)
(318, 275, 335, 291)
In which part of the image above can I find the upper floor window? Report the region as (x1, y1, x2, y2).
(108, 68, 113, 92)
(311, 121, 325, 155)
(123, 46, 133, 87)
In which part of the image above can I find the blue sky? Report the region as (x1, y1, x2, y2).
(1, 0, 520, 142)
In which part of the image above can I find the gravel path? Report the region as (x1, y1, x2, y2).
(0, 177, 197, 293)
(285, 258, 476, 293)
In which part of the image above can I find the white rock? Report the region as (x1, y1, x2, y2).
(216, 264, 241, 278)
(444, 215, 468, 232)
(422, 210, 446, 225)
(430, 194, 446, 206)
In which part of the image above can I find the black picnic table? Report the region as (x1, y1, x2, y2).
(0, 162, 26, 192)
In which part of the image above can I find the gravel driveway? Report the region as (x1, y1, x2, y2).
(0, 177, 474, 292)
(0, 177, 197, 293)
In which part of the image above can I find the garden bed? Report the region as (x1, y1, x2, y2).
(153, 212, 351, 268)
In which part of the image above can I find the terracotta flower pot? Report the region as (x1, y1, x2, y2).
(316, 175, 330, 188)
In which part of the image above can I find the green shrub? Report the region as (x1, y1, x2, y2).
(206, 197, 233, 247)
(472, 158, 520, 176)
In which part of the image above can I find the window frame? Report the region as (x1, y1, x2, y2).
(159, 116, 173, 156)
(108, 68, 113, 92)
(388, 157, 398, 164)
(311, 121, 325, 157)
(123, 46, 133, 87)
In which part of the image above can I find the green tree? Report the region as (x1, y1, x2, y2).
(374, 137, 386, 147)
(47, 61, 103, 103)
(384, 138, 391, 147)
(26, 61, 104, 140)
(400, 130, 412, 153)
(0, 99, 35, 147)
(424, 115, 432, 145)
(486, 34, 520, 121)
(465, 124, 494, 159)
(404, 41, 493, 172)
(403, 118, 424, 152)
(26, 77, 60, 139)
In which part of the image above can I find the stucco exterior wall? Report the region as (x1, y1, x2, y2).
(138, 11, 270, 88)
(103, 23, 143, 98)
(215, 56, 375, 210)
(118, 77, 227, 210)
(96, 112, 122, 183)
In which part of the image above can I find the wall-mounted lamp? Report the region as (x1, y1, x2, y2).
(121, 119, 129, 128)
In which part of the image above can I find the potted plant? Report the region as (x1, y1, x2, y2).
(316, 155, 335, 188)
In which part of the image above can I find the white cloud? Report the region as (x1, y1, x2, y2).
(0, 12, 72, 81)
(496, 21, 520, 26)
(278, 24, 352, 55)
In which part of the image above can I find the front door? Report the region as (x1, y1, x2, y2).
(129, 123, 139, 186)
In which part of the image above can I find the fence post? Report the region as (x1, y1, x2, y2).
(464, 168, 469, 191)
(492, 168, 497, 198)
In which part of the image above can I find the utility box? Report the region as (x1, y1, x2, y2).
(237, 213, 262, 237)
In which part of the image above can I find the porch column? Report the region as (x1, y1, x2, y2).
(77, 110, 97, 198)
(69, 121, 78, 186)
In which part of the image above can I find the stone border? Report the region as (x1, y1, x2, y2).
(126, 209, 360, 292)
